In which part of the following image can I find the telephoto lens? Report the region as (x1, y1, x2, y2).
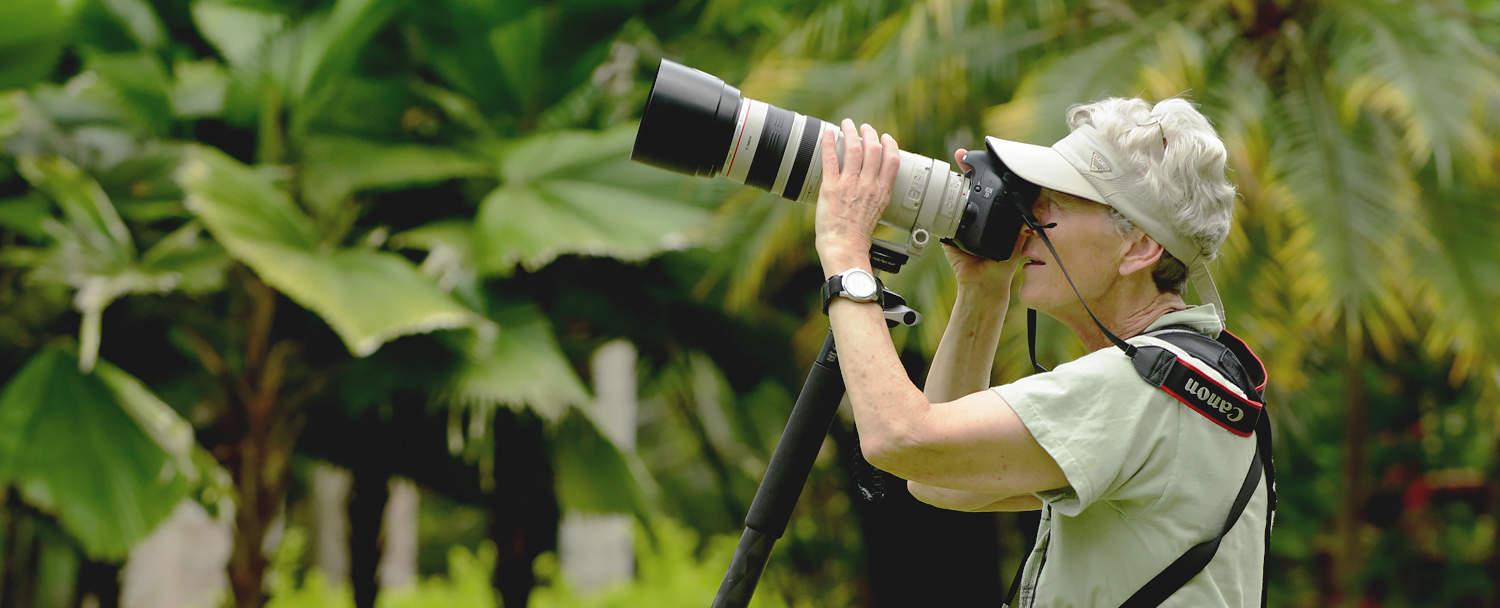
(631, 59, 972, 257)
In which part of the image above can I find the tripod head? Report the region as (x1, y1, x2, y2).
(864, 242, 920, 328)
(868, 241, 909, 273)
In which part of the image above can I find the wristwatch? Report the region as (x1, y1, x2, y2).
(821, 268, 882, 314)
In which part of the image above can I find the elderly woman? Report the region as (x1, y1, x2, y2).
(813, 98, 1268, 606)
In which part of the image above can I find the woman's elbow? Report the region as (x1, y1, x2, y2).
(907, 480, 996, 512)
(858, 401, 930, 475)
(859, 424, 921, 476)
(907, 480, 949, 508)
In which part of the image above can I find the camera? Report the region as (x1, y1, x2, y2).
(630, 59, 1039, 263)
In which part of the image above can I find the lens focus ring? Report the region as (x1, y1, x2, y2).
(746, 106, 794, 191)
(782, 117, 822, 200)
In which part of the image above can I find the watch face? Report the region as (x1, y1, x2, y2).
(844, 271, 878, 299)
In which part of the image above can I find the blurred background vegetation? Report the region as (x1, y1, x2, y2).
(1, 0, 1498, 606)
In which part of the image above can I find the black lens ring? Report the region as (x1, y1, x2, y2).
(783, 117, 822, 200)
(746, 105, 795, 191)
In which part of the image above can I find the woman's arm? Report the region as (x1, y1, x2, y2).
(908, 480, 1042, 512)
(814, 133, 1060, 495)
(923, 281, 1012, 403)
(922, 148, 1022, 403)
(976, 495, 1043, 512)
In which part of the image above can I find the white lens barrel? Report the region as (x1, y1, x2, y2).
(720, 98, 969, 251)
(722, 100, 767, 184)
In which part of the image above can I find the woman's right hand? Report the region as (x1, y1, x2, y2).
(943, 148, 1023, 290)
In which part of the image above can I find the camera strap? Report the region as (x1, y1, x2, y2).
(1007, 216, 1274, 607)
(1004, 327, 1274, 607)
(1119, 327, 1273, 608)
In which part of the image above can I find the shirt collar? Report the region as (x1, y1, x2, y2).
(1143, 304, 1223, 338)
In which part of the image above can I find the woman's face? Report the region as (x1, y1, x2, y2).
(1016, 189, 1130, 313)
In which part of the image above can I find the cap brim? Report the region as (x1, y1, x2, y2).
(984, 136, 1108, 205)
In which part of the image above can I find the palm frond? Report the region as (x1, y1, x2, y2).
(439, 299, 590, 422)
(0, 347, 195, 560)
(1406, 176, 1500, 384)
(984, 10, 1177, 144)
(178, 146, 480, 357)
(1272, 55, 1412, 322)
(1332, 1, 1500, 186)
(476, 125, 727, 273)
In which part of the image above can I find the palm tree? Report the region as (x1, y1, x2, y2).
(0, 1, 736, 606)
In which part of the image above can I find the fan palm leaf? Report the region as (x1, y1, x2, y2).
(0, 347, 220, 560)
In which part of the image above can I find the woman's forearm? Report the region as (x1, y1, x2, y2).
(923, 283, 1012, 403)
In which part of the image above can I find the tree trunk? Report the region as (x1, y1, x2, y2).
(559, 341, 637, 593)
(312, 463, 352, 582)
(227, 426, 268, 607)
(224, 274, 294, 608)
(378, 479, 419, 590)
(490, 410, 559, 608)
(228, 419, 286, 608)
(349, 463, 388, 608)
(1334, 324, 1368, 606)
(121, 501, 230, 608)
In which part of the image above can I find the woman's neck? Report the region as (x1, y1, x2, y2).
(1058, 289, 1188, 352)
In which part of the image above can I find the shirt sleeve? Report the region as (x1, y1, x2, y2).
(993, 349, 1168, 516)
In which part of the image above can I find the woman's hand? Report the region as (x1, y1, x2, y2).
(814, 120, 901, 277)
(942, 147, 1022, 291)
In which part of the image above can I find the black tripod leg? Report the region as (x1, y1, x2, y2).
(712, 332, 845, 608)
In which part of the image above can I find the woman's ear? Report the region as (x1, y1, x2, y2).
(1118, 231, 1165, 278)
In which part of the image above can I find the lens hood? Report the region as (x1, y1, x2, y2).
(632, 59, 744, 176)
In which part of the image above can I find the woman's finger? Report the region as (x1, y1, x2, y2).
(953, 148, 972, 172)
(877, 133, 901, 190)
(819, 127, 840, 182)
(859, 123, 881, 185)
(840, 119, 863, 178)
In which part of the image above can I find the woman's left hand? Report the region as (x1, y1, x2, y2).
(814, 119, 902, 276)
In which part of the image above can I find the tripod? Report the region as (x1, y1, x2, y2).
(711, 246, 920, 608)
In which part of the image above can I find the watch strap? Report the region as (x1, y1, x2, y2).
(820, 274, 841, 314)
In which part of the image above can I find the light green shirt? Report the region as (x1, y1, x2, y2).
(995, 305, 1268, 607)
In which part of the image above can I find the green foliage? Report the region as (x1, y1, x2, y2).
(551, 409, 659, 520)
(0, 347, 204, 560)
(11, 153, 228, 370)
(176, 145, 482, 356)
(265, 526, 498, 608)
(264, 519, 800, 608)
(298, 135, 492, 217)
(475, 125, 721, 273)
(531, 519, 795, 608)
(438, 300, 588, 420)
(0, 0, 79, 89)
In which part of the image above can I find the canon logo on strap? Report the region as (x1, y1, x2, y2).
(1184, 377, 1244, 423)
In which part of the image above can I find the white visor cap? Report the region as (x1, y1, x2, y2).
(984, 126, 1226, 322)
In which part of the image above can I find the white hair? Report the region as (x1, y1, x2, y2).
(1065, 97, 1237, 272)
